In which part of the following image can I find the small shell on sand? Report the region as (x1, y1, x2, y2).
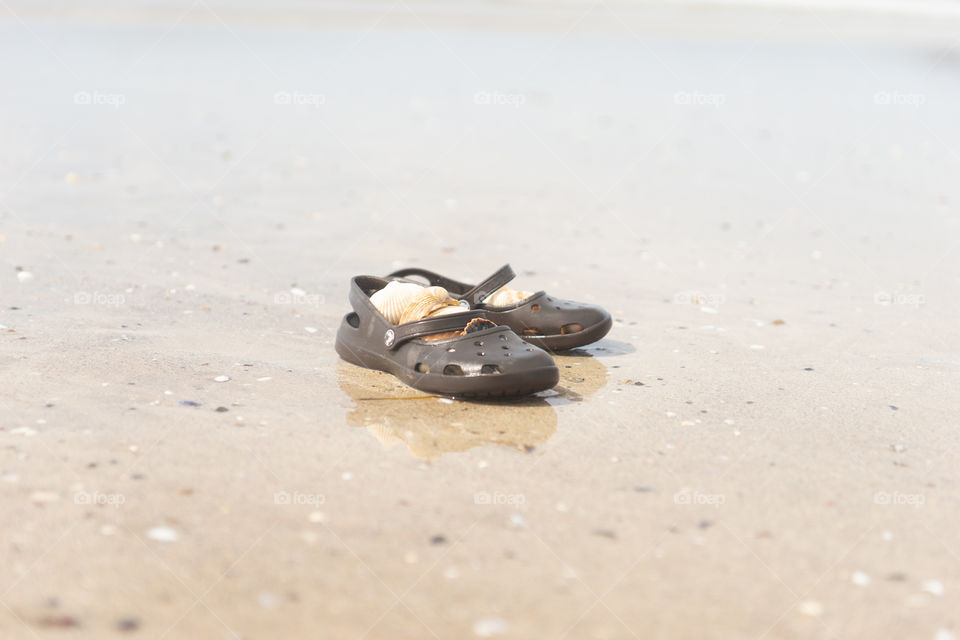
(147, 526, 179, 542)
(472, 617, 509, 637)
(922, 580, 944, 596)
(851, 571, 871, 587)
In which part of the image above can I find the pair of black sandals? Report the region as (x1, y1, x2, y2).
(335, 265, 612, 398)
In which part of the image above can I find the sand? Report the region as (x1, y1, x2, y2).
(2, 1, 960, 638)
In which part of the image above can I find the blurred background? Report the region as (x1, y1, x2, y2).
(4, 0, 960, 298)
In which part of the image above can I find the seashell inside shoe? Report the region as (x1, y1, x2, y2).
(398, 286, 463, 325)
(370, 281, 495, 341)
(483, 286, 533, 307)
(369, 281, 425, 325)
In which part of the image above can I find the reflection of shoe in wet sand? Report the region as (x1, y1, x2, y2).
(545, 346, 612, 403)
(338, 362, 557, 459)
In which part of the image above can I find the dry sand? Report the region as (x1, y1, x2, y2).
(2, 1, 960, 638)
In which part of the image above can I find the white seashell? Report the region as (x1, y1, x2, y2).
(371, 282, 463, 325)
(370, 281, 425, 324)
(484, 286, 532, 307)
(399, 286, 462, 324)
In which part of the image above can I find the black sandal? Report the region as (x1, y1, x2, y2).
(386, 265, 612, 352)
(335, 276, 559, 398)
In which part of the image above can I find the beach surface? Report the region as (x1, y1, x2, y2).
(2, 1, 960, 638)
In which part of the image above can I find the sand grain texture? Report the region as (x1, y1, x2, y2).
(2, 2, 960, 638)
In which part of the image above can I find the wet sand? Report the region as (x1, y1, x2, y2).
(2, 1, 960, 638)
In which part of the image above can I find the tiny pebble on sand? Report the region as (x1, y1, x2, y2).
(798, 601, 823, 617)
(922, 580, 944, 596)
(472, 617, 509, 637)
(147, 526, 179, 542)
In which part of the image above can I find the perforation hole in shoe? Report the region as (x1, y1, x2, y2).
(443, 364, 463, 376)
(415, 363, 430, 373)
(522, 328, 542, 336)
(346, 312, 360, 328)
(561, 323, 583, 335)
(531, 304, 540, 311)
(480, 364, 502, 374)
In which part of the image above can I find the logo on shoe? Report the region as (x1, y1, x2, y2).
(384, 329, 395, 347)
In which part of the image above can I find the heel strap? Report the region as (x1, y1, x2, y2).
(460, 264, 516, 306)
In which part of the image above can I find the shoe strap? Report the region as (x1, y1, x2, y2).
(387, 312, 486, 350)
(460, 264, 516, 306)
